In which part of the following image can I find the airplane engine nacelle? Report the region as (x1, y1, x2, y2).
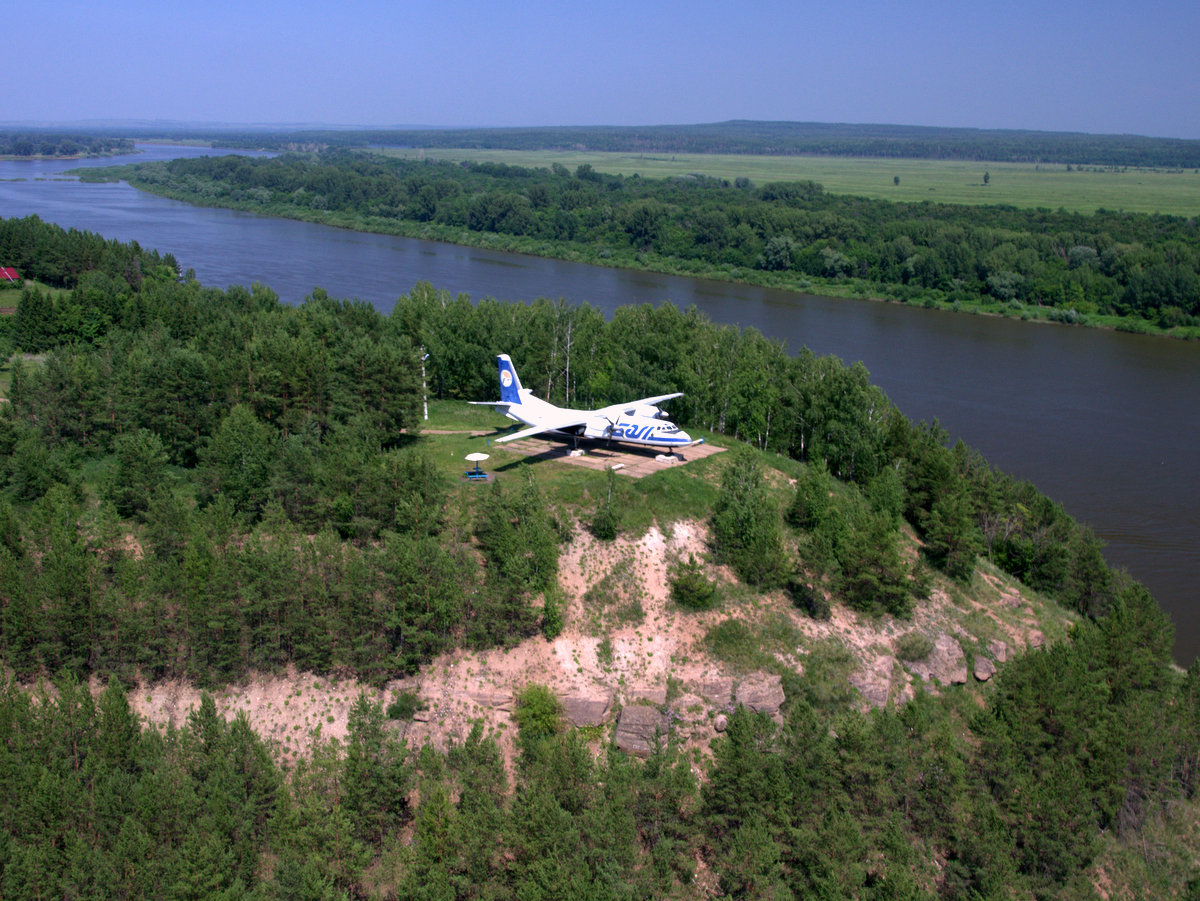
(631, 404, 670, 420)
(583, 417, 613, 439)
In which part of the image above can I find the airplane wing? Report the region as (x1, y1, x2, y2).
(494, 412, 590, 443)
(631, 392, 683, 407)
(468, 401, 515, 411)
(597, 392, 683, 417)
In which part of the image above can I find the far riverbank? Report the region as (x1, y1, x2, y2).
(85, 157, 1200, 341)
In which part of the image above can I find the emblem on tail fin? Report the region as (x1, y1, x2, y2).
(497, 354, 523, 405)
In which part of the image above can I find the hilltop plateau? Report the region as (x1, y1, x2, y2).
(2, 221, 1195, 896)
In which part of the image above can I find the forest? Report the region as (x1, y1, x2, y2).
(1, 214, 1199, 898)
(0, 131, 134, 159)
(94, 150, 1200, 332)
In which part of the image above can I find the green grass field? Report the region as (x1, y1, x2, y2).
(383, 148, 1200, 216)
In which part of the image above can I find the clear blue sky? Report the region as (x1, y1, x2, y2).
(9, 0, 1199, 139)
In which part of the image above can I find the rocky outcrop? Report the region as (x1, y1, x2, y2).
(987, 639, 1009, 664)
(973, 656, 997, 682)
(695, 677, 733, 706)
(625, 686, 667, 706)
(561, 693, 612, 727)
(735, 674, 785, 715)
(850, 655, 897, 707)
(904, 633, 968, 686)
(467, 688, 513, 711)
(615, 705, 668, 757)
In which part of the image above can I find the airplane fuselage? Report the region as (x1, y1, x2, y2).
(502, 394, 693, 448)
(473, 355, 697, 450)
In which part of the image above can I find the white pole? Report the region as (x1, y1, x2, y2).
(421, 349, 430, 421)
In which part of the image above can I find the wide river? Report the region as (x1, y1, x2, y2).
(3, 145, 1197, 661)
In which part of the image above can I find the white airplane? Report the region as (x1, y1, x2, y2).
(471, 354, 699, 449)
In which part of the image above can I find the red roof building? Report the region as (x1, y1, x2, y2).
(0, 267, 19, 283)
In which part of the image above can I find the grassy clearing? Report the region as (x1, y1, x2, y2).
(383, 147, 1200, 216)
(418, 400, 727, 532)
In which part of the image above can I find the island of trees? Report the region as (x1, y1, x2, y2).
(1, 214, 1198, 898)
(0, 131, 134, 159)
(90, 148, 1200, 335)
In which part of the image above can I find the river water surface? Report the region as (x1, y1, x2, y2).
(2, 145, 1197, 661)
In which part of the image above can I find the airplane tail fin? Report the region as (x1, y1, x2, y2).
(497, 354, 523, 405)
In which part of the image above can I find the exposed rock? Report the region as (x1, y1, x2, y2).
(713, 713, 728, 733)
(850, 655, 895, 708)
(695, 677, 733, 705)
(626, 686, 667, 706)
(973, 656, 997, 682)
(561, 693, 612, 727)
(615, 705, 668, 757)
(466, 688, 513, 711)
(904, 634, 968, 686)
(1028, 631, 1046, 649)
(735, 674, 785, 715)
(987, 639, 1008, 664)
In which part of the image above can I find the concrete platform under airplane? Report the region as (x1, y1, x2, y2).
(489, 433, 725, 479)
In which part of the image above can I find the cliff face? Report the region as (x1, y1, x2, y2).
(123, 519, 1076, 772)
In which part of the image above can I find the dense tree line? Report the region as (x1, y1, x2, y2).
(0, 215, 180, 352)
(0, 132, 134, 159)
(107, 121, 1200, 167)
(107, 151, 1200, 326)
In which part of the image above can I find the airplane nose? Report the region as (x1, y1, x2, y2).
(678, 431, 692, 445)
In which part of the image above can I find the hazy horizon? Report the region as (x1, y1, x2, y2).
(9, 1, 1199, 140)
(3, 117, 1195, 143)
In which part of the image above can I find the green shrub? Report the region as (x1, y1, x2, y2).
(788, 578, 831, 620)
(386, 689, 425, 721)
(596, 636, 614, 667)
(514, 684, 562, 751)
(591, 504, 619, 540)
(669, 554, 718, 610)
(895, 631, 934, 662)
(542, 586, 564, 639)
